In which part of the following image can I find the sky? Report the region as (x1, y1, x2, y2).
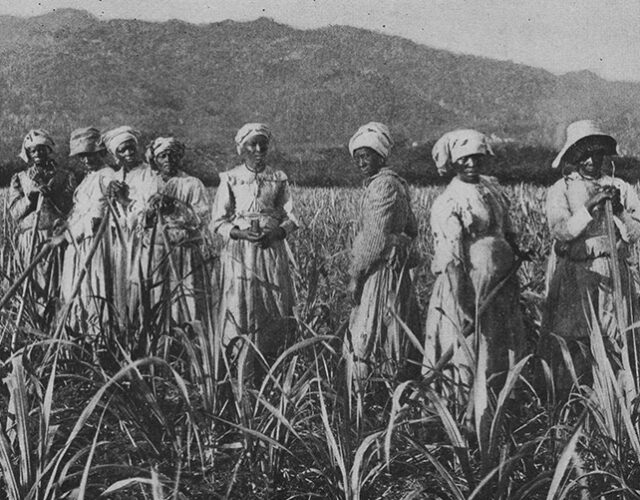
(2, 0, 640, 81)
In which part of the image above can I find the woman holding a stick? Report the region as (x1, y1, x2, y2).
(543, 120, 640, 387)
(9, 129, 76, 319)
(344, 122, 421, 386)
(423, 129, 525, 391)
(101, 126, 158, 325)
(211, 123, 298, 383)
(141, 137, 211, 326)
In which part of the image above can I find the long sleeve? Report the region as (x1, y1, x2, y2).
(350, 177, 399, 277)
(546, 180, 593, 241)
(405, 200, 418, 239)
(276, 179, 299, 236)
(66, 169, 114, 241)
(186, 178, 210, 228)
(616, 181, 640, 243)
(8, 173, 33, 222)
(210, 173, 236, 241)
(430, 196, 465, 274)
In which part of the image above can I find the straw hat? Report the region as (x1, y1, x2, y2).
(552, 120, 617, 168)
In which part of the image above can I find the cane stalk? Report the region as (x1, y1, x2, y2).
(15, 193, 44, 324)
(11, 192, 45, 350)
(604, 198, 637, 401)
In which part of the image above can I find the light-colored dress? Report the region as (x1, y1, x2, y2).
(8, 164, 76, 315)
(109, 163, 160, 324)
(423, 175, 524, 382)
(211, 164, 298, 359)
(346, 168, 421, 380)
(141, 171, 211, 325)
(60, 166, 117, 333)
(543, 173, 640, 381)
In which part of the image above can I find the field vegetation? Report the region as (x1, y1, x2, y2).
(1, 182, 639, 499)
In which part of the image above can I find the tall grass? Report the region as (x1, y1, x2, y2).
(0, 184, 639, 498)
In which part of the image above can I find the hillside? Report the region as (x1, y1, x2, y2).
(1, 9, 640, 185)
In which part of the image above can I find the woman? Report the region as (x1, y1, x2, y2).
(9, 129, 76, 318)
(543, 120, 640, 387)
(345, 122, 421, 384)
(211, 123, 298, 378)
(142, 137, 211, 325)
(60, 127, 117, 335)
(423, 129, 524, 389)
(101, 125, 159, 325)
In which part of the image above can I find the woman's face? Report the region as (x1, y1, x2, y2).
(241, 134, 269, 172)
(114, 139, 139, 169)
(78, 151, 105, 171)
(353, 147, 385, 178)
(27, 145, 51, 168)
(577, 151, 605, 179)
(454, 154, 484, 183)
(155, 149, 181, 180)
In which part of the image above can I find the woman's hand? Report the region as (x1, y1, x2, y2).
(348, 274, 365, 305)
(106, 180, 129, 202)
(230, 226, 263, 242)
(256, 227, 286, 249)
(602, 185, 623, 214)
(585, 186, 620, 214)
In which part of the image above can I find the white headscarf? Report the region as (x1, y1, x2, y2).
(145, 137, 186, 167)
(102, 126, 140, 157)
(234, 123, 271, 155)
(19, 129, 55, 164)
(431, 129, 494, 175)
(348, 122, 393, 159)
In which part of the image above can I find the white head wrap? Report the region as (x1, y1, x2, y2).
(145, 137, 186, 167)
(431, 129, 494, 175)
(102, 126, 140, 157)
(348, 122, 393, 159)
(19, 129, 55, 164)
(234, 123, 271, 155)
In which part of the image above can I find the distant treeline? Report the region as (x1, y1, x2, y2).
(3, 141, 639, 188)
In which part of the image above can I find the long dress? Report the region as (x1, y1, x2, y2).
(211, 164, 298, 365)
(543, 172, 640, 385)
(423, 175, 524, 385)
(346, 168, 421, 381)
(108, 163, 160, 326)
(60, 166, 117, 335)
(141, 171, 211, 326)
(8, 163, 76, 318)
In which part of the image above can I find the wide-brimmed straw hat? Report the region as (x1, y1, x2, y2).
(552, 120, 618, 168)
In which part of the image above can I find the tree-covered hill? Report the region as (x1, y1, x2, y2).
(1, 8, 640, 185)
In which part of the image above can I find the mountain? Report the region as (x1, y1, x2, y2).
(1, 9, 640, 185)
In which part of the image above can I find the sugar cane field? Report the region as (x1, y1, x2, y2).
(2, 181, 640, 500)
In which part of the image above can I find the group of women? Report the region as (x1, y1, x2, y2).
(8, 118, 640, 392)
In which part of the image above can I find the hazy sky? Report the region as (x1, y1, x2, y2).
(2, 0, 640, 81)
